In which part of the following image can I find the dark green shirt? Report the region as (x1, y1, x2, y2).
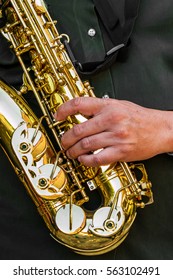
(48, 0, 173, 111)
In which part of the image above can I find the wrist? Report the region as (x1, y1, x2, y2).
(158, 110, 173, 154)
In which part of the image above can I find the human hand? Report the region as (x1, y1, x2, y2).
(54, 97, 173, 166)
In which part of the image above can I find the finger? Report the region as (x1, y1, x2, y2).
(77, 147, 119, 167)
(54, 96, 109, 121)
(61, 114, 107, 149)
(66, 132, 116, 159)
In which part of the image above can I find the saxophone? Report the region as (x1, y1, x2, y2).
(0, 0, 153, 255)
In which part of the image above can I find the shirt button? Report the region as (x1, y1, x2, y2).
(88, 28, 96, 37)
(102, 93, 110, 99)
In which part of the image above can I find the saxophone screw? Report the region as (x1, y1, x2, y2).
(104, 219, 117, 231)
(38, 178, 48, 189)
(19, 142, 31, 153)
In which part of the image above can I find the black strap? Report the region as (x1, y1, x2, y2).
(94, 0, 140, 48)
(76, 0, 140, 76)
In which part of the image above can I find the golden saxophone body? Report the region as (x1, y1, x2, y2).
(0, 0, 153, 255)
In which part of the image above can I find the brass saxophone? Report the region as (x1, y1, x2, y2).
(0, 0, 153, 255)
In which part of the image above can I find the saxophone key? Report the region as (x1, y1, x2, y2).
(55, 204, 86, 234)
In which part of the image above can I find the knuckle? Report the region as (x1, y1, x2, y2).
(116, 127, 129, 139)
(73, 97, 82, 108)
(92, 154, 102, 166)
(73, 124, 83, 137)
(81, 137, 91, 150)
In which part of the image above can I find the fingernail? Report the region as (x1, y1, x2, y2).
(53, 112, 58, 120)
(66, 150, 71, 158)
